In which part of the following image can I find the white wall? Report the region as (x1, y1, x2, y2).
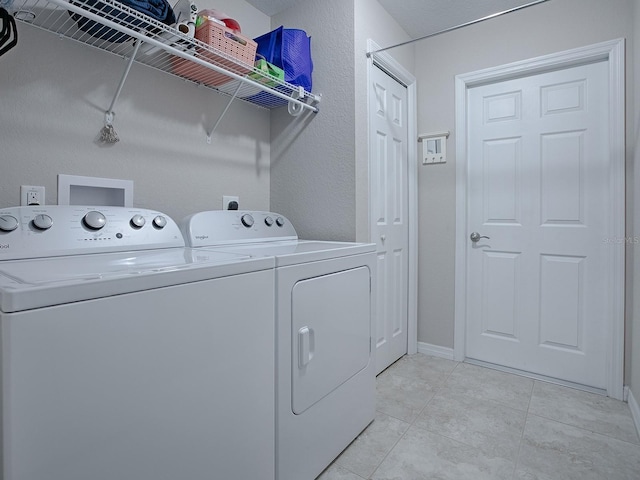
(413, 0, 636, 359)
(0, 0, 272, 221)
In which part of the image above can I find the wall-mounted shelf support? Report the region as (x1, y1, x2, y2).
(206, 81, 242, 144)
(288, 87, 305, 117)
(104, 39, 142, 128)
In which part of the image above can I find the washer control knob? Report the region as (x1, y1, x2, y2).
(83, 211, 106, 230)
(0, 215, 18, 232)
(130, 214, 146, 229)
(33, 214, 53, 230)
(153, 215, 167, 229)
(264, 216, 274, 226)
(275, 216, 285, 227)
(241, 214, 254, 228)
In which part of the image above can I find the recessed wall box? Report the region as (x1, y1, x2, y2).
(419, 131, 450, 165)
(57, 174, 133, 207)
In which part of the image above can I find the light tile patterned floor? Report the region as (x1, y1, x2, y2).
(317, 354, 640, 480)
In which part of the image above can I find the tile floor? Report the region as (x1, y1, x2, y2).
(317, 353, 640, 480)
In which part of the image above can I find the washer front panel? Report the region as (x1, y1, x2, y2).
(2, 270, 275, 480)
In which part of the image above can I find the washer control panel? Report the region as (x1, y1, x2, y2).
(181, 210, 297, 247)
(0, 206, 185, 260)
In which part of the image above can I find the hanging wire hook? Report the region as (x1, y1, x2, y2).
(99, 40, 143, 144)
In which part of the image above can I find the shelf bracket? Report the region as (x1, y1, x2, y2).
(105, 39, 142, 124)
(206, 81, 243, 144)
(287, 87, 306, 117)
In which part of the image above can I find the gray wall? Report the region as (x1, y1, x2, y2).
(269, 0, 356, 241)
(632, 0, 640, 407)
(0, 0, 272, 220)
(413, 0, 637, 371)
(268, 0, 412, 242)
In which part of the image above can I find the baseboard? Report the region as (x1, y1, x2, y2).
(417, 341, 455, 361)
(627, 386, 640, 439)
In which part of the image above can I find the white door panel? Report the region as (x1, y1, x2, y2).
(466, 61, 609, 389)
(370, 64, 409, 374)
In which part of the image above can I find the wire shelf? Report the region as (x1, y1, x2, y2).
(10, 0, 320, 112)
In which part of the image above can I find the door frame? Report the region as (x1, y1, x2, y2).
(367, 39, 418, 356)
(453, 38, 625, 399)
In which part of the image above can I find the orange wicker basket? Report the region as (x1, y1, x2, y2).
(171, 20, 257, 87)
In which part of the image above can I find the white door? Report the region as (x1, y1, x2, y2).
(465, 60, 610, 389)
(370, 64, 409, 374)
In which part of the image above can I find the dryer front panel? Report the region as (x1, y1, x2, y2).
(291, 266, 371, 414)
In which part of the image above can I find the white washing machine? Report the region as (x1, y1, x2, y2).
(181, 210, 376, 480)
(0, 206, 275, 480)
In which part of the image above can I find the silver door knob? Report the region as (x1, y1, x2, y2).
(380, 234, 386, 243)
(470, 232, 490, 242)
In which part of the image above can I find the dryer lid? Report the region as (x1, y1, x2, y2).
(203, 240, 375, 266)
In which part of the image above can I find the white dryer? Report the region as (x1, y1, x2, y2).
(181, 210, 376, 480)
(0, 206, 275, 480)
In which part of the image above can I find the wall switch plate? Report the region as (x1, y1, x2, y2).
(21, 185, 45, 206)
(223, 195, 239, 210)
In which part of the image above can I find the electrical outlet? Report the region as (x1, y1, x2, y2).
(223, 195, 239, 210)
(21, 185, 45, 206)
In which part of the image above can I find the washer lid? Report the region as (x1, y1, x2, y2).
(206, 240, 375, 266)
(0, 247, 274, 313)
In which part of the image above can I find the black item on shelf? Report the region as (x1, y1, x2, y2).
(0, 7, 18, 57)
(69, 0, 176, 43)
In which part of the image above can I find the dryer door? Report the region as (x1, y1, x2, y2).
(291, 266, 371, 414)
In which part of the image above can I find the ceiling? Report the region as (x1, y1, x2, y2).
(243, 0, 545, 39)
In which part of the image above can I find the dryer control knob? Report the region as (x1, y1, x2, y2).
(83, 211, 106, 230)
(153, 215, 167, 229)
(276, 216, 285, 227)
(264, 216, 274, 226)
(0, 215, 18, 232)
(33, 214, 53, 230)
(130, 214, 146, 229)
(241, 214, 254, 228)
